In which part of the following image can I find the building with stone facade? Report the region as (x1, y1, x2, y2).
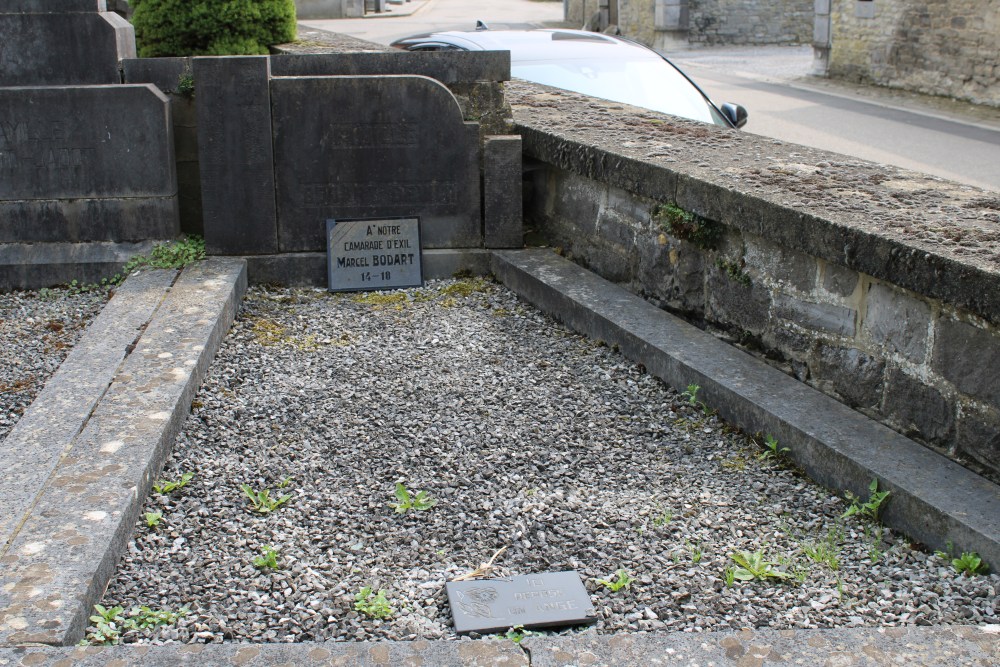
(819, 0, 999, 107)
(564, 0, 813, 51)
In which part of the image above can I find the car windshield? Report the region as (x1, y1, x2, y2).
(512, 57, 727, 126)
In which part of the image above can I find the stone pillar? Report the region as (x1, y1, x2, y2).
(812, 0, 833, 75)
(484, 136, 523, 249)
(653, 0, 689, 50)
(194, 56, 279, 255)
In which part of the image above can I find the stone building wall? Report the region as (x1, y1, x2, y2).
(565, 0, 812, 46)
(829, 0, 999, 106)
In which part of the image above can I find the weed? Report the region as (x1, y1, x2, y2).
(278, 476, 294, 488)
(253, 545, 281, 570)
(390, 482, 437, 513)
(652, 505, 673, 527)
(864, 524, 886, 563)
(354, 587, 393, 619)
(596, 568, 634, 592)
(110, 236, 205, 285)
(723, 568, 736, 587)
(952, 552, 989, 576)
(715, 257, 752, 287)
(757, 435, 789, 461)
(802, 532, 841, 571)
(686, 541, 704, 564)
(842, 478, 890, 521)
(152, 471, 194, 495)
(721, 453, 749, 472)
(240, 483, 292, 514)
(144, 511, 163, 528)
(82, 604, 188, 645)
(728, 550, 792, 583)
(652, 203, 722, 251)
(503, 624, 538, 644)
(681, 383, 701, 407)
(176, 71, 195, 98)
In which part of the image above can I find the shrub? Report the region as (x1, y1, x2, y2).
(131, 0, 296, 57)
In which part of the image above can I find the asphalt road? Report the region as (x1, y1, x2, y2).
(303, 1, 1000, 192)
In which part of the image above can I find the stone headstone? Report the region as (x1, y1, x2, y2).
(484, 135, 523, 249)
(194, 56, 278, 255)
(0, 1, 135, 86)
(270, 75, 481, 253)
(327, 218, 422, 291)
(445, 571, 597, 635)
(0, 84, 178, 243)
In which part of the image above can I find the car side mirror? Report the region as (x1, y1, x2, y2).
(720, 103, 748, 128)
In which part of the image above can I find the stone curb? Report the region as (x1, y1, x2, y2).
(524, 625, 1000, 666)
(0, 268, 176, 551)
(0, 639, 528, 665)
(490, 248, 1000, 569)
(0, 258, 247, 646)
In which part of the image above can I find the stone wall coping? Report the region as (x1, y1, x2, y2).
(1, 0, 107, 13)
(507, 80, 1000, 326)
(270, 51, 510, 84)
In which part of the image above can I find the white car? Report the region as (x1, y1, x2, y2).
(392, 27, 748, 128)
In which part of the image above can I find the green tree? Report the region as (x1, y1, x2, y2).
(131, 0, 296, 57)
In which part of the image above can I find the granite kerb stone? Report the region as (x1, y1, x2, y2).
(0, 640, 529, 665)
(508, 81, 1000, 328)
(270, 51, 511, 84)
(0, 258, 246, 646)
(524, 625, 1000, 666)
(0, 268, 175, 553)
(490, 248, 1000, 571)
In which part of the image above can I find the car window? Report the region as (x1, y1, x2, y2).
(512, 58, 728, 126)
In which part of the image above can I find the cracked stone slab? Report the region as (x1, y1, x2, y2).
(0, 639, 528, 665)
(0, 269, 175, 552)
(524, 625, 1000, 666)
(0, 258, 246, 646)
(491, 248, 1000, 570)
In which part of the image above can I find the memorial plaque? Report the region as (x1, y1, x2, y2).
(327, 218, 422, 292)
(445, 571, 597, 635)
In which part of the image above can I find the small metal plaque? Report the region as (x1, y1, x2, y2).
(446, 571, 597, 635)
(326, 218, 422, 292)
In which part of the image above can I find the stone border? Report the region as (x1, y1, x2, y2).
(1, 251, 996, 664)
(0, 258, 246, 646)
(491, 248, 1000, 570)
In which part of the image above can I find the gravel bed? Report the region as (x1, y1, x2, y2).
(103, 279, 999, 644)
(0, 287, 109, 442)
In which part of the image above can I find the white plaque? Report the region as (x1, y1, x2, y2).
(327, 218, 423, 292)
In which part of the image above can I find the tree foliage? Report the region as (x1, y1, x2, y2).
(131, 0, 296, 57)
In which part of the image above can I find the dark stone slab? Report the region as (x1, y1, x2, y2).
(2, 1, 107, 11)
(0, 240, 163, 290)
(327, 218, 422, 291)
(0, 85, 179, 242)
(270, 76, 481, 252)
(446, 571, 596, 635)
(864, 283, 930, 363)
(0, 12, 133, 86)
(957, 406, 1000, 474)
(270, 51, 511, 84)
(194, 56, 278, 255)
(245, 249, 491, 286)
(484, 136, 523, 249)
(123, 56, 193, 94)
(491, 248, 1000, 574)
(932, 317, 1000, 406)
(815, 344, 885, 410)
(884, 366, 953, 441)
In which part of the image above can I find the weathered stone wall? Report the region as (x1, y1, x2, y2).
(687, 0, 812, 44)
(509, 80, 1000, 480)
(829, 0, 999, 106)
(565, 0, 812, 45)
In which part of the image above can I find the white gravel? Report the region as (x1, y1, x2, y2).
(103, 279, 999, 644)
(0, 287, 108, 442)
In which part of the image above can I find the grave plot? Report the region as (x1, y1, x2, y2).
(99, 279, 998, 645)
(0, 287, 107, 441)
